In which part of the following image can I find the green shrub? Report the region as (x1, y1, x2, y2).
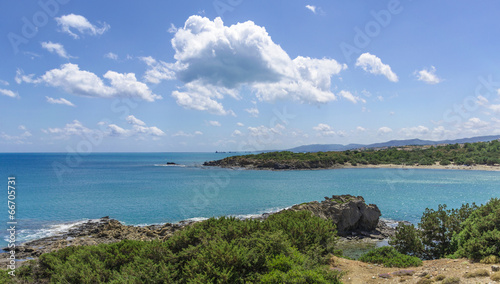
(452, 198, 500, 261)
(435, 274, 446, 281)
(480, 255, 500, 264)
(358, 246, 422, 268)
(12, 211, 343, 283)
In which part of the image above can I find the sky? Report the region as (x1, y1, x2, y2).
(1, 0, 500, 152)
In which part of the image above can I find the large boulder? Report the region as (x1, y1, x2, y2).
(288, 195, 381, 236)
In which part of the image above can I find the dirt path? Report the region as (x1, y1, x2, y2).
(332, 256, 500, 283)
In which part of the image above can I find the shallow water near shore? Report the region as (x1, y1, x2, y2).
(1, 152, 499, 247)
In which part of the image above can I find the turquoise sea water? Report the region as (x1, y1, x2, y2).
(0, 152, 499, 247)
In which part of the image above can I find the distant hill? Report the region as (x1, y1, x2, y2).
(287, 135, 500, 153)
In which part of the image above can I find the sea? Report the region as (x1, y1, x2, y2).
(1, 152, 499, 248)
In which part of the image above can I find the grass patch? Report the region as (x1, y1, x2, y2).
(442, 276, 460, 284)
(463, 269, 489, 278)
(491, 272, 500, 281)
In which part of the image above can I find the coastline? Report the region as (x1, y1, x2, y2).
(207, 163, 500, 172)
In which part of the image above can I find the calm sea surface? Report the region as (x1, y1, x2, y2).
(1, 153, 499, 247)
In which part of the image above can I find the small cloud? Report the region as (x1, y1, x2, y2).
(356, 126, 366, 132)
(245, 107, 259, 117)
(463, 117, 488, 129)
(55, 14, 110, 39)
(194, 131, 203, 135)
(232, 130, 242, 137)
(356, 53, 398, 82)
(126, 115, 146, 126)
(338, 90, 366, 104)
(41, 41, 74, 59)
(378, 126, 393, 135)
(236, 122, 244, 127)
(0, 80, 9, 86)
(46, 96, 75, 107)
(207, 120, 221, 127)
(313, 123, 335, 136)
(0, 88, 19, 98)
(377, 95, 384, 101)
(415, 66, 442, 84)
(305, 5, 317, 13)
(105, 52, 118, 60)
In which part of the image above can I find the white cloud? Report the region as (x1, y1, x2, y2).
(399, 125, 430, 137)
(245, 107, 259, 117)
(463, 117, 489, 129)
(355, 53, 398, 82)
(207, 120, 221, 127)
(140, 56, 176, 83)
(248, 124, 285, 137)
(18, 63, 161, 102)
(1, 126, 32, 144)
(172, 82, 236, 115)
(172, 130, 203, 137)
(126, 115, 146, 126)
(46, 96, 75, 107)
(55, 14, 110, 39)
(168, 16, 347, 114)
(44, 120, 93, 139)
(415, 66, 441, 84)
(236, 122, 244, 127)
(232, 130, 242, 137)
(0, 88, 19, 98)
(313, 123, 335, 136)
(356, 126, 366, 132)
(338, 90, 366, 104)
(105, 52, 118, 60)
(377, 95, 384, 102)
(41, 41, 73, 59)
(0, 79, 9, 86)
(378, 126, 393, 135)
(305, 5, 316, 13)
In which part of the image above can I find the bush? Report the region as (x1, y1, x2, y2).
(390, 203, 477, 260)
(480, 255, 500, 264)
(358, 246, 422, 268)
(491, 272, 500, 281)
(12, 211, 343, 283)
(452, 198, 500, 261)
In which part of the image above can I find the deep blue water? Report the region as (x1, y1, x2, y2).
(0, 153, 499, 247)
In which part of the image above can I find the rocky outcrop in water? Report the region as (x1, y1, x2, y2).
(286, 195, 390, 239)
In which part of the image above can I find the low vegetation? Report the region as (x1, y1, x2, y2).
(206, 140, 500, 169)
(4, 210, 343, 283)
(358, 246, 422, 268)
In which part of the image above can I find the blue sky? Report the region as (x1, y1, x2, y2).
(1, 0, 500, 152)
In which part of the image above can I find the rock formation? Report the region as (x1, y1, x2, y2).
(286, 195, 388, 238)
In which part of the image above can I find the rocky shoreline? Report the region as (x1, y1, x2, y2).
(1, 195, 397, 267)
